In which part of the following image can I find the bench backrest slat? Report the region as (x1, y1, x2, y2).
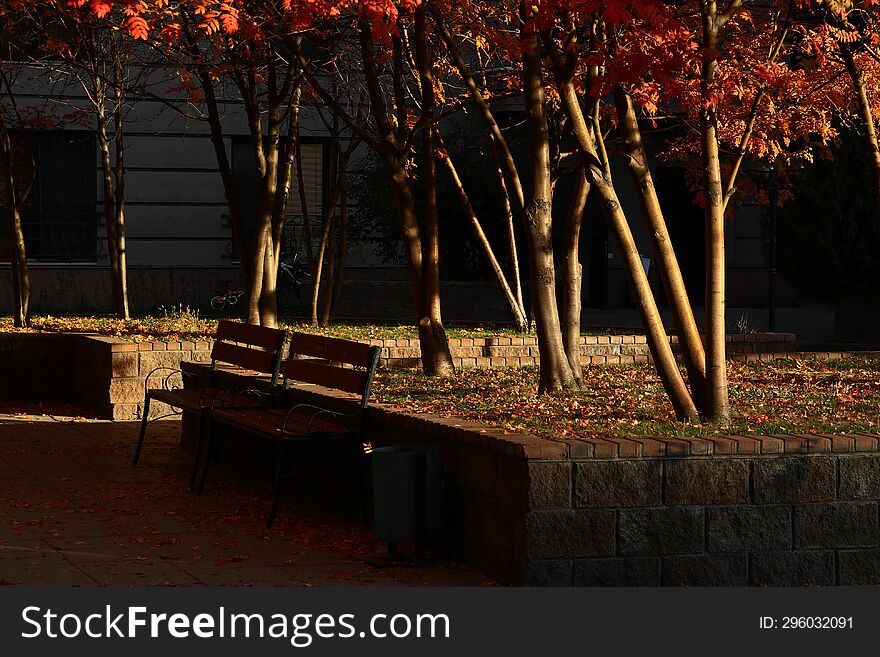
(287, 332, 376, 368)
(215, 320, 287, 352)
(282, 332, 381, 408)
(209, 320, 287, 386)
(212, 341, 280, 375)
(283, 359, 368, 395)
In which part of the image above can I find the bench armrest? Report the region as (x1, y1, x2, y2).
(216, 387, 280, 410)
(281, 403, 359, 435)
(144, 366, 200, 395)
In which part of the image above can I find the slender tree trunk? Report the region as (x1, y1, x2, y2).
(294, 123, 315, 273)
(324, 215, 336, 317)
(700, 10, 730, 424)
(195, 65, 251, 299)
(556, 81, 699, 420)
(430, 7, 526, 211)
(521, 3, 577, 392)
(97, 113, 123, 317)
(488, 133, 527, 329)
(111, 48, 130, 318)
(0, 111, 29, 327)
(842, 45, 880, 221)
(438, 132, 528, 329)
(562, 167, 588, 383)
(309, 191, 337, 327)
(319, 216, 335, 326)
(326, 172, 349, 323)
(613, 86, 705, 407)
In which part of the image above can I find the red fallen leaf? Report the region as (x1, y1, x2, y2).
(0, 580, 12, 585)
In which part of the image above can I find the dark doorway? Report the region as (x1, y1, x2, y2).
(654, 166, 706, 307)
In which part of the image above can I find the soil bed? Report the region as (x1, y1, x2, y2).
(372, 356, 880, 440)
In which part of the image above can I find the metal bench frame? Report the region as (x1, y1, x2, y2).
(132, 320, 287, 489)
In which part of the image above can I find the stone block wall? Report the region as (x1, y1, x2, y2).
(525, 436, 880, 586)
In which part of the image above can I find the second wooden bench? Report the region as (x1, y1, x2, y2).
(196, 331, 382, 527)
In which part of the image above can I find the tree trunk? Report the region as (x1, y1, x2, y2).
(556, 81, 698, 420)
(487, 134, 527, 330)
(97, 102, 130, 319)
(0, 111, 29, 327)
(111, 48, 130, 319)
(521, 3, 578, 393)
(196, 66, 251, 300)
(415, 7, 454, 377)
(562, 167, 588, 383)
(326, 173, 349, 323)
(294, 124, 315, 273)
(613, 86, 706, 408)
(700, 14, 730, 424)
(438, 133, 528, 330)
(842, 45, 880, 222)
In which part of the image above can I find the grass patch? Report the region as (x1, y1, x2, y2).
(0, 315, 619, 341)
(372, 357, 880, 440)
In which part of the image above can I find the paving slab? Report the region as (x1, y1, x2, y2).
(0, 405, 491, 587)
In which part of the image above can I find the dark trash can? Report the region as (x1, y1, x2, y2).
(371, 445, 443, 550)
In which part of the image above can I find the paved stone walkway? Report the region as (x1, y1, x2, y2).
(0, 405, 489, 586)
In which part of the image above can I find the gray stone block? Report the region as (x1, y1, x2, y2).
(526, 509, 615, 560)
(750, 551, 835, 586)
(573, 557, 660, 586)
(662, 554, 749, 586)
(619, 507, 704, 556)
(664, 459, 750, 505)
(753, 457, 835, 503)
(524, 559, 573, 586)
(839, 456, 880, 500)
(528, 461, 572, 509)
(838, 549, 880, 584)
(575, 460, 662, 508)
(707, 505, 791, 552)
(795, 502, 879, 548)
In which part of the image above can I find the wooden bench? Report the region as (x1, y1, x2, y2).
(133, 320, 287, 489)
(195, 331, 382, 527)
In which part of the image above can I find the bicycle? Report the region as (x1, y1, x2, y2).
(277, 252, 311, 300)
(210, 288, 245, 310)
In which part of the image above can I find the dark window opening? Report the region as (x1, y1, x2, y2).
(229, 135, 325, 260)
(0, 130, 97, 263)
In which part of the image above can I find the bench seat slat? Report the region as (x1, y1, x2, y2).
(212, 341, 278, 374)
(288, 332, 375, 368)
(211, 407, 354, 438)
(282, 359, 368, 395)
(149, 387, 266, 411)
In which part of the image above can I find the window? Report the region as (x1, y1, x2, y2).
(230, 135, 325, 259)
(0, 130, 97, 263)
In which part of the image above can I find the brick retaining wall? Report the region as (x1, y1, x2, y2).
(374, 332, 795, 368)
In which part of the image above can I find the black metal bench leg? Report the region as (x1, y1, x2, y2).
(189, 407, 211, 490)
(132, 395, 151, 465)
(267, 442, 286, 528)
(196, 408, 215, 495)
(355, 445, 368, 524)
